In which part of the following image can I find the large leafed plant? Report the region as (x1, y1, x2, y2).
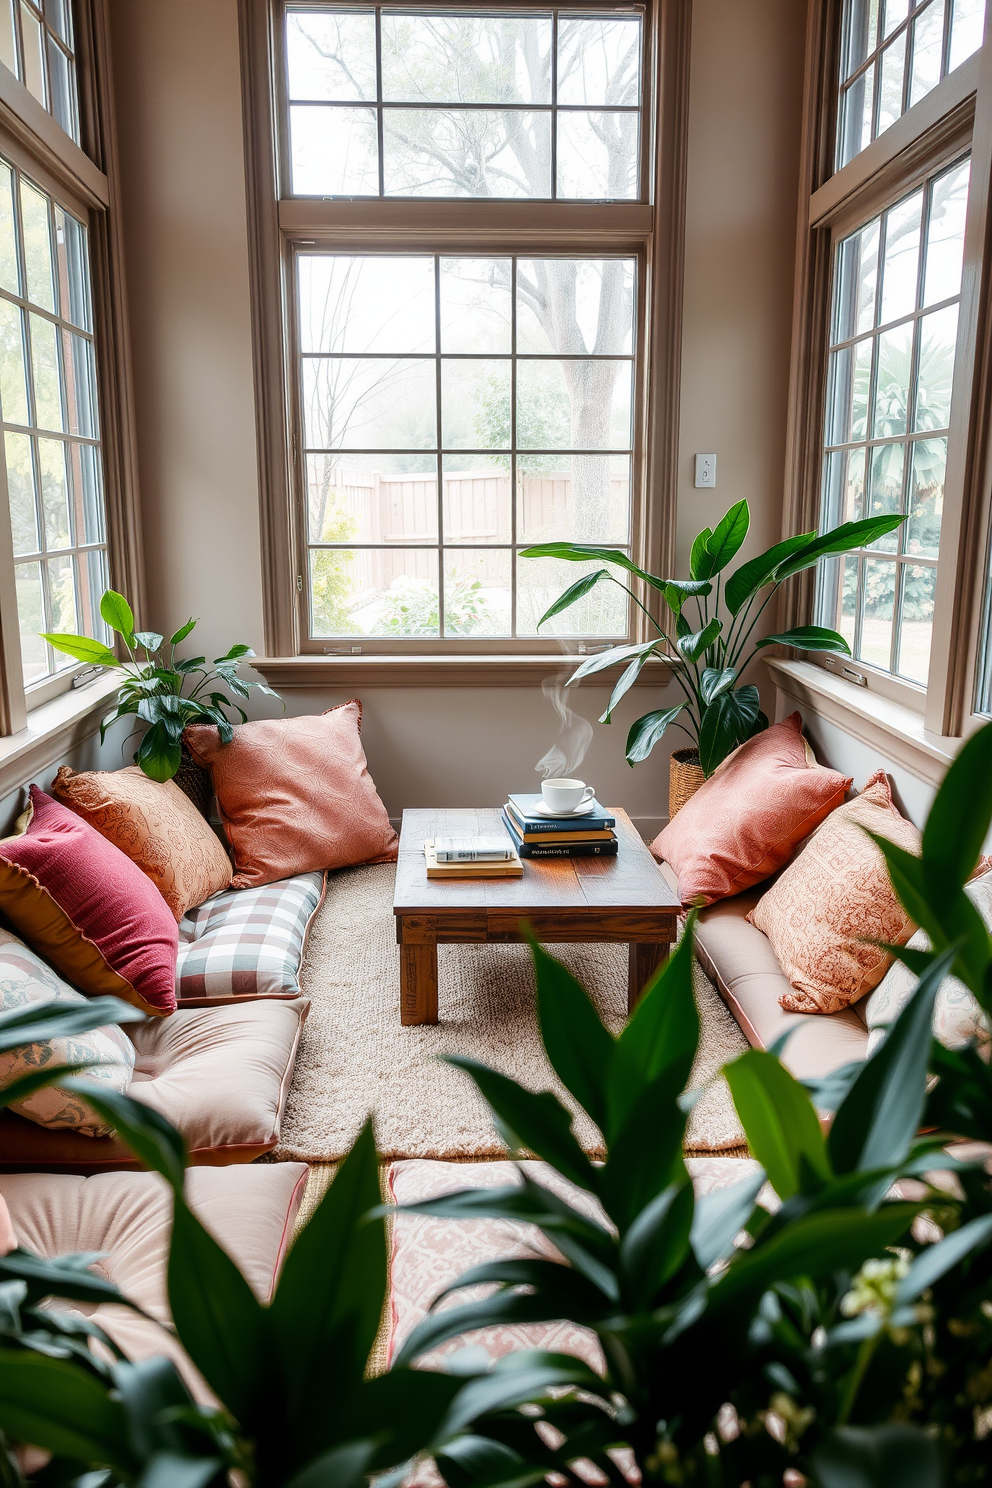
(522, 501, 906, 774)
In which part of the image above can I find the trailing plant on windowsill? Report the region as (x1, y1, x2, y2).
(40, 589, 280, 782)
(522, 500, 907, 775)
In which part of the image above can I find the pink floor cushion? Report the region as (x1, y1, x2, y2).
(385, 1157, 764, 1371)
(176, 871, 325, 1004)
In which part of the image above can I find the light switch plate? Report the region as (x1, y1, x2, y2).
(695, 452, 717, 488)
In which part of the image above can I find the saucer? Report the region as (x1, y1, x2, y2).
(532, 799, 596, 818)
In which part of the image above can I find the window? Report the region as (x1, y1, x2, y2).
(0, 0, 79, 144)
(837, 0, 985, 169)
(816, 155, 970, 685)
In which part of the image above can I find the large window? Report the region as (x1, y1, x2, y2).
(0, 0, 79, 144)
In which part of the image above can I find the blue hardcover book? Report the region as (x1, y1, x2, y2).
(506, 793, 616, 833)
(502, 810, 619, 859)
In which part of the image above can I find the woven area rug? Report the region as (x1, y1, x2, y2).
(271, 863, 748, 1164)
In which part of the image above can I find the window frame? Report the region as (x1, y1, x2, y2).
(239, 0, 689, 674)
(782, 0, 992, 738)
(0, 0, 143, 735)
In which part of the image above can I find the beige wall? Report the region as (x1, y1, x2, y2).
(105, 0, 808, 835)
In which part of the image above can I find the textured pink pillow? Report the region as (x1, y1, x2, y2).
(650, 713, 852, 906)
(184, 700, 398, 890)
(0, 787, 178, 1017)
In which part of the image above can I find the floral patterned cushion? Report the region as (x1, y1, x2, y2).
(0, 930, 135, 1137)
(176, 871, 325, 1004)
(865, 875, 992, 1056)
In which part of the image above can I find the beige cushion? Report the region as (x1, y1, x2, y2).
(0, 998, 308, 1170)
(695, 889, 868, 1078)
(0, 1163, 308, 1401)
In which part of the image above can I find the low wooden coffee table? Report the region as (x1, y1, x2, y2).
(393, 807, 681, 1025)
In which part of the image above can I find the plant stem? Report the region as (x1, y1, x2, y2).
(837, 1333, 879, 1426)
(611, 578, 666, 636)
(726, 586, 778, 672)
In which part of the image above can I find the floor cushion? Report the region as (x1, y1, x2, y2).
(176, 871, 325, 1004)
(1, 1163, 308, 1402)
(0, 998, 309, 1170)
(0, 787, 178, 1017)
(385, 1156, 763, 1371)
(52, 765, 233, 921)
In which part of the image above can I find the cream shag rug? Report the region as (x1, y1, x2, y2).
(272, 864, 747, 1164)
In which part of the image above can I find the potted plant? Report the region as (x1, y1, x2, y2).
(522, 501, 905, 811)
(41, 590, 278, 808)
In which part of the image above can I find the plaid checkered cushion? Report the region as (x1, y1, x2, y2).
(176, 871, 325, 1004)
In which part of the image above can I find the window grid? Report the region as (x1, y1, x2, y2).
(299, 251, 636, 643)
(0, 0, 78, 144)
(285, 5, 643, 201)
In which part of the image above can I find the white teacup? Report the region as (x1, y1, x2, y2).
(542, 778, 594, 813)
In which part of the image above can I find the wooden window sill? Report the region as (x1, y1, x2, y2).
(0, 671, 120, 802)
(765, 657, 962, 787)
(251, 654, 672, 688)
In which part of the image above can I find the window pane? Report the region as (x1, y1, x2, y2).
(439, 258, 511, 354)
(0, 299, 28, 425)
(556, 17, 641, 106)
(16, 559, 46, 681)
(306, 452, 438, 544)
(867, 442, 904, 547)
(63, 330, 97, 437)
(517, 359, 631, 449)
(859, 556, 895, 667)
(302, 356, 436, 448)
(20, 2, 45, 104)
(910, 0, 945, 108)
(47, 37, 74, 139)
(286, 11, 376, 100)
(311, 546, 441, 636)
(837, 63, 875, 168)
(844, 445, 867, 522)
(298, 256, 435, 354)
(907, 437, 945, 556)
(840, 555, 859, 650)
(5, 430, 35, 553)
(880, 189, 923, 323)
(442, 455, 510, 544)
(873, 321, 913, 437)
(72, 441, 104, 545)
(877, 32, 907, 135)
(0, 0, 16, 75)
(557, 111, 638, 199)
(381, 14, 552, 104)
(289, 106, 379, 195)
(924, 158, 971, 306)
(442, 549, 511, 635)
(55, 208, 92, 331)
(949, 0, 986, 69)
(517, 259, 635, 355)
(78, 547, 109, 644)
(842, 0, 880, 78)
(516, 554, 627, 635)
(20, 179, 55, 312)
(45, 0, 70, 47)
(29, 311, 63, 431)
(897, 564, 935, 681)
(914, 304, 958, 430)
(441, 359, 511, 448)
(883, 0, 910, 37)
(47, 550, 75, 635)
(833, 219, 879, 342)
(826, 340, 872, 444)
(518, 453, 630, 544)
(38, 434, 68, 548)
(383, 109, 551, 198)
(0, 164, 18, 295)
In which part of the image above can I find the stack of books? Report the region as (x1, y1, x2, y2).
(501, 794, 618, 859)
(424, 834, 522, 879)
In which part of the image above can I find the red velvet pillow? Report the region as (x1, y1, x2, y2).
(650, 712, 852, 906)
(0, 786, 178, 1016)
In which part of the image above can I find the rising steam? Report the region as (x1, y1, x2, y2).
(535, 671, 594, 781)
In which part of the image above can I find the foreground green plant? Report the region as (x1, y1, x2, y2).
(522, 501, 906, 774)
(41, 589, 279, 781)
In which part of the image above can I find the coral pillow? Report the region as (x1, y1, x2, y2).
(51, 765, 233, 921)
(748, 770, 920, 1015)
(0, 1194, 13, 1255)
(0, 787, 178, 1017)
(650, 712, 851, 905)
(183, 700, 398, 889)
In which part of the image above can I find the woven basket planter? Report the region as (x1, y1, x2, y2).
(172, 743, 212, 818)
(669, 748, 706, 819)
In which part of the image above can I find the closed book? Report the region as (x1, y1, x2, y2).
(502, 812, 619, 859)
(434, 834, 513, 862)
(424, 842, 522, 878)
(502, 807, 616, 845)
(507, 793, 616, 833)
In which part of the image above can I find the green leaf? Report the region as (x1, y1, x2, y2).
(921, 719, 992, 902)
(519, 543, 666, 592)
(536, 570, 611, 629)
(600, 653, 650, 724)
(132, 631, 164, 653)
(396, 1279, 607, 1367)
(810, 1425, 943, 1488)
(99, 590, 135, 640)
(62, 1082, 187, 1190)
(619, 1181, 694, 1307)
(676, 616, 722, 663)
(755, 625, 851, 654)
(532, 941, 613, 1137)
(690, 1166, 767, 1272)
(660, 579, 713, 616)
(688, 527, 714, 580)
(283, 1441, 379, 1488)
(135, 1453, 224, 1488)
(724, 1050, 831, 1199)
(445, 1055, 596, 1192)
(135, 720, 183, 781)
(704, 500, 750, 573)
(898, 1213, 992, 1304)
(827, 946, 957, 1175)
(773, 515, 908, 582)
(625, 705, 686, 765)
(0, 1062, 96, 1110)
(439, 1355, 604, 1439)
(173, 657, 207, 674)
(0, 1349, 136, 1472)
(724, 530, 816, 615)
(698, 684, 761, 775)
(0, 996, 142, 1056)
(699, 666, 736, 704)
(214, 643, 254, 662)
(0, 1247, 133, 1310)
(169, 618, 197, 645)
(608, 920, 699, 1140)
(40, 632, 120, 667)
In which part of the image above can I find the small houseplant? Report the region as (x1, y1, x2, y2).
(41, 590, 278, 801)
(522, 501, 906, 802)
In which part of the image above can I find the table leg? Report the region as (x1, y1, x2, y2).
(400, 916, 439, 1025)
(628, 941, 670, 1014)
